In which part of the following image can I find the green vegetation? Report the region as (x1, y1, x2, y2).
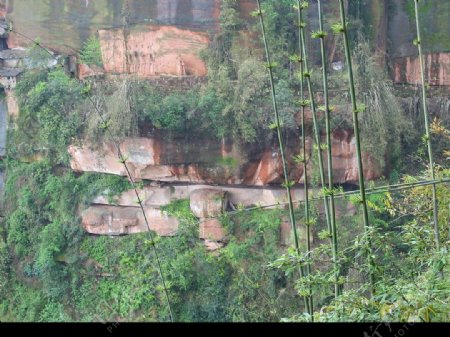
(413, 0, 440, 250)
(281, 167, 450, 322)
(13, 69, 84, 164)
(79, 36, 103, 67)
(0, 163, 300, 320)
(338, 0, 374, 294)
(316, 0, 340, 302)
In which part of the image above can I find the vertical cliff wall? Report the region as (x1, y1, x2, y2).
(3, 0, 449, 85)
(99, 24, 209, 77)
(4, 0, 220, 53)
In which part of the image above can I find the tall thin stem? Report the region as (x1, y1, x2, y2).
(255, 0, 306, 313)
(317, 0, 340, 299)
(298, 2, 332, 245)
(296, 0, 314, 318)
(338, 0, 375, 295)
(413, 0, 440, 250)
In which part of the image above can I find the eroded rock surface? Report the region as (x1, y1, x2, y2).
(84, 184, 308, 249)
(99, 25, 209, 78)
(190, 189, 228, 218)
(394, 53, 450, 86)
(82, 205, 179, 237)
(5, 0, 220, 53)
(69, 132, 382, 186)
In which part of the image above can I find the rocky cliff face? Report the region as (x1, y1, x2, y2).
(99, 24, 209, 77)
(83, 183, 307, 248)
(393, 53, 450, 86)
(4, 0, 221, 53)
(4, 0, 450, 84)
(388, 0, 450, 58)
(68, 131, 381, 186)
(3, 0, 448, 245)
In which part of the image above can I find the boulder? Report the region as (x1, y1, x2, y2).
(199, 218, 227, 242)
(203, 239, 225, 251)
(77, 63, 104, 80)
(82, 205, 179, 237)
(189, 189, 228, 219)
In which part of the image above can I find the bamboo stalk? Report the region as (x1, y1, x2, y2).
(297, 3, 337, 304)
(337, 0, 375, 295)
(296, 0, 314, 318)
(298, 1, 332, 245)
(255, 0, 308, 314)
(413, 0, 440, 250)
(316, 0, 340, 299)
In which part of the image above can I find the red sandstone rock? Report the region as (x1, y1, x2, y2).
(82, 205, 178, 237)
(5, 89, 19, 118)
(98, 25, 209, 78)
(68, 133, 382, 185)
(199, 218, 227, 242)
(203, 239, 225, 251)
(244, 150, 283, 185)
(92, 184, 307, 211)
(190, 189, 228, 218)
(393, 53, 450, 86)
(77, 63, 105, 80)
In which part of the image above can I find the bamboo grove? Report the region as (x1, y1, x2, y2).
(253, 0, 448, 321)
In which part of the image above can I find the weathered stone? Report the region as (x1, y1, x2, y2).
(68, 133, 382, 186)
(5, 89, 19, 118)
(190, 189, 227, 219)
(82, 206, 139, 236)
(93, 185, 189, 208)
(82, 205, 178, 236)
(92, 184, 307, 211)
(203, 239, 224, 251)
(77, 63, 104, 80)
(144, 208, 179, 237)
(98, 24, 209, 78)
(5, 0, 221, 54)
(243, 149, 282, 185)
(199, 218, 226, 242)
(393, 53, 450, 86)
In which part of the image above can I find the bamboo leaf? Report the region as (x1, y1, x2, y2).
(311, 30, 327, 39)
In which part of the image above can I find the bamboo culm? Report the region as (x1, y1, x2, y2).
(317, 0, 340, 299)
(298, 1, 333, 248)
(255, 0, 308, 314)
(296, 0, 314, 318)
(337, 0, 375, 295)
(413, 0, 440, 250)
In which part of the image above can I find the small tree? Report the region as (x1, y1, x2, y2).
(79, 36, 103, 67)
